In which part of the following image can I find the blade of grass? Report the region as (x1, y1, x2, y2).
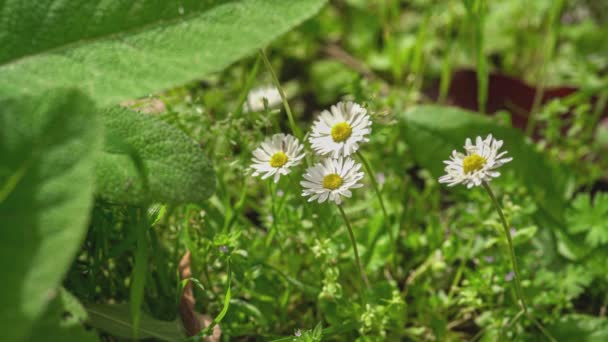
(197, 258, 232, 338)
(408, 12, 430, 92)
(260, 49, 303, 140)
(130, 208, 149, 339)
(474, 0, 487, 114)
(234, 55, 262, 118)
(463, 0, 487, 114)
(439, 4, 456, 103)
(526, 0, 565, 136)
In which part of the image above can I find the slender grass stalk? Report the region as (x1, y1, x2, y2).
(406, 13, 429, 92)
(585, 90, 608, 141)
(530, 317, 557, 342)
(439, 4, 455, 104)
(197, 258, 232, 338)
(337, 204, 370, 290)
(463, 0, 487, 114)
(447, 239, 473, 302)
(223, 178, 249, 232)
(355, 151, 395, 262)
(259, 49, 303, 140)
(475, 9, 487, 115)
(526, 0, 565, 136)
(482, 182, 556, 342)
(233, 55, 262, 118)
(439, 40, 454, 104)
(130, 208, 149, 339)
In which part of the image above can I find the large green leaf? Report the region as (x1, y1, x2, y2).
(400, 105, 567, 226)
(28, 288, 98, 341)
(86, 303, 184, 341)
(96, 106, 215, 204)
(0, 89, 101, 341)
(0, 0, 327, 105)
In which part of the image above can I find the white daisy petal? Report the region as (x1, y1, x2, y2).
(309, 101, 372, 158)
(438, 134, 512, 188)
(250, 133, 306, 183)
(300, 157, 365, 204)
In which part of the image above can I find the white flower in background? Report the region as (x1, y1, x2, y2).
(301, 157, 364, 204)
(309, 101, 372, 158)
(438, 134, 512, 188)
(244, 85, 282, 112)
(250, 133, 305, 183)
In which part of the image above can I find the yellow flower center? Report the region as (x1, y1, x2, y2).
(322, 173, 343, 190)
(463, 154, 487, 174)
(269, 152, 288, 168)
(330, 122, 352, 142)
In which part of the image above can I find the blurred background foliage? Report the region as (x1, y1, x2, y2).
(56, 0, 608, 340)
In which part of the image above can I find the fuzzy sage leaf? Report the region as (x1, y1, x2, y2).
(0, 0, 327, 105)
(97, 106, 215, 204)
(0, 89, 101, 341)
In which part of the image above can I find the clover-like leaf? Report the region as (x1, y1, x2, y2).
(566, 192, 608, 248)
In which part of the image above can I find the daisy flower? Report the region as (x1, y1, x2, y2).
(301, 157, 364, 204)
(244, 85, 282, 112)
(438, 134, 512, 188)
(309, 101, 372, 158)
(250, 133, 305, 183)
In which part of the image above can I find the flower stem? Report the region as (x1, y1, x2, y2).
(337, 204, 371, 290)
(482, 182, 527, 312)
(259, 49, 302, 141)
(265, 180, 278, 246)
(355, 151, 395, 255)
(482, 182, 556, 341)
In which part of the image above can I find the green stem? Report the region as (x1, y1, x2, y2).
(355, 151, 395, 255)
(463, 0, 487, 114)
(482, 183, 557, 341)
(585, 90, 608, 141)
(530, 315, 557, 342)
(234, 55, 262, 118)
(526, 0, 564, 137)
(265, 180, 278, 246)
(482, 182, 527, 312)
(337, 204, 370, 290)
(259, 49, 302, 140)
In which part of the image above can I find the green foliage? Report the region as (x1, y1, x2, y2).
(199, 258, 232, 337)
(548, 314, 608, 341)
(97, 106, 215, 204)
(0, 89, 101, 341)
(3, 0, 608, 341)
(566, 193, 608, 247)
(294, 322, 323, 341)
(1, 0, 328, 340)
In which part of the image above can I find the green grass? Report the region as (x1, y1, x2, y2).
(8, 0, 608, 341)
